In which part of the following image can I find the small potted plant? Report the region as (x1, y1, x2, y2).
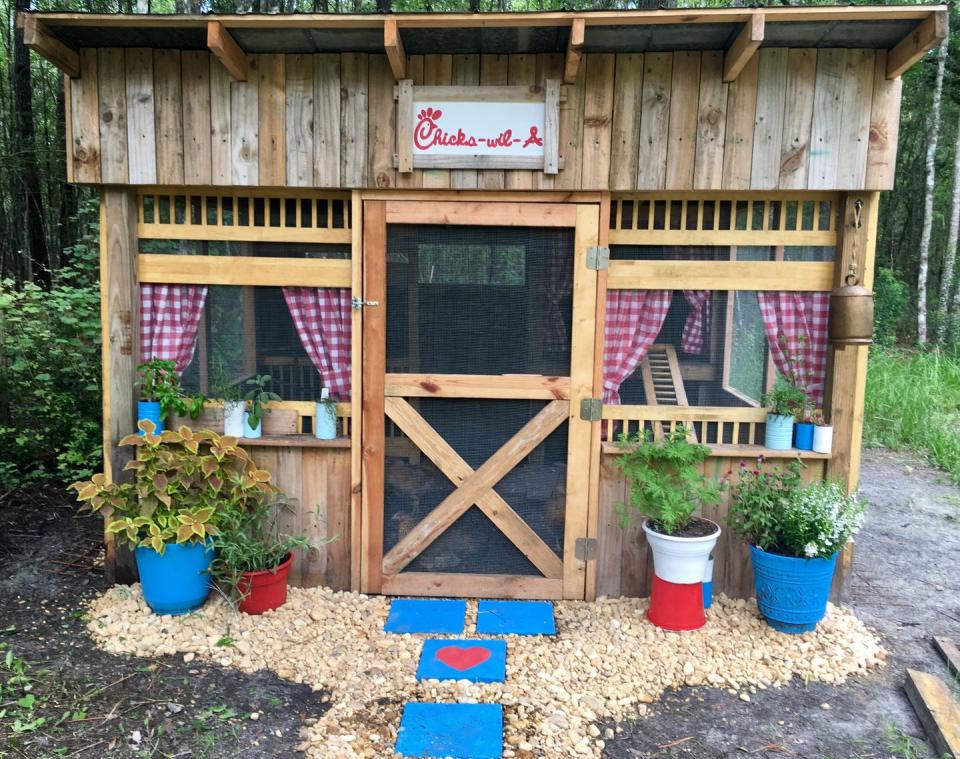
(812, 411, 833, 454)
(242, 374, 280, 439)
(728, 460, 865, 633)
(136, 359, 205, 434)
(615, 426, 721, 628)
(211, 360, 245, 438)
(71, 423, 277, 615)
(210, 498, 321, 615)
(315, 388, 338, 440)
(763, 382, 806, 450)
(793, 403, 815, 451)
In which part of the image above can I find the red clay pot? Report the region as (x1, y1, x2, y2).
(237, 553, 293, 615)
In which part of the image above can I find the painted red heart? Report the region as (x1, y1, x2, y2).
(435, 645, 491, 671)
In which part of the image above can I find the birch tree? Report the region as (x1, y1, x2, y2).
(938, 106, 960, 345)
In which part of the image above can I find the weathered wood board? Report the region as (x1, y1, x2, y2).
(69, 48, 900, 191)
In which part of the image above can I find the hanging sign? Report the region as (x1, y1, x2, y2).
(396, 81, 561, 174)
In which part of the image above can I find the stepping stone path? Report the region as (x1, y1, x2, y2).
(386, 598, 556, 758)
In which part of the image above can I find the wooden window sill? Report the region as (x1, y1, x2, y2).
(601, 442, 831, 460)
(236, 435, 350, 449)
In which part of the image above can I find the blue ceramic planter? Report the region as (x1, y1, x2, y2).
(137, 400, 164, 435)
(764, 414, 794, 450)
(794, 422, 815, 451)
(135, 541, 214, 615)
(750, 546, 837, 634)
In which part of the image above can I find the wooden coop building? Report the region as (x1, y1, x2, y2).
(19, 4, 947, 601)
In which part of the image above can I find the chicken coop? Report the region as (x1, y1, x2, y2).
(18, 3, 946, 600)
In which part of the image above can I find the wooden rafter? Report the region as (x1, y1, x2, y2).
(384, 18, 406, 80)
(207, 20, 247, 81)
(381, 399, 569, 576)
(886, 10, 948, 80)
(21, 16, 80, 79)
(564, 17, 585, 84)
(723, 12, 764, 82)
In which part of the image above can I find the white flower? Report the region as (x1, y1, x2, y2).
(804, 542, 818, 557)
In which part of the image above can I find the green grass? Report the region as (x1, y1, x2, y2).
(864, 348, 960, 483)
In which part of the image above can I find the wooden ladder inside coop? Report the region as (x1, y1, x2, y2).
(641, 344, 697, 442)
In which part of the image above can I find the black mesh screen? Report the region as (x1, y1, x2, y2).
(386, 225, 574, 376)
(384, 399, 567, 576)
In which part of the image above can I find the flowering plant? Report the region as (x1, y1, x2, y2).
(727, 457, 866, 559)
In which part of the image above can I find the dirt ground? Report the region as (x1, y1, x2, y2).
(0, 449, 958, 759)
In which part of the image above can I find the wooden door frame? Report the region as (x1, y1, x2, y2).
(360, 198, 600, 600)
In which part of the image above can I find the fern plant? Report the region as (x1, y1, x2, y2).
(613, 425, 720, 535)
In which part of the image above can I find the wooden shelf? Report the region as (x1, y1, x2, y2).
(602, 442, 831, 460)
(237, 435, 350, 449)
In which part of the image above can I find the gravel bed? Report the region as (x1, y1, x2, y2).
(86, 585, 886, 758)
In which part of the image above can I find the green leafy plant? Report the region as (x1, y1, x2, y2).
(317, 393, 338, 426)
(210, 357, 244, 403)
(70, 422, 277, 554)
(137, 358, 206, 421)
(613, 425, 720, 535)
(763, 382, 808, 418)
(243, 374, 281, 431)
(727, 458, 865, 558)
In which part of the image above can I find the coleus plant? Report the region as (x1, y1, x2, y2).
(71, 421, 277, 554)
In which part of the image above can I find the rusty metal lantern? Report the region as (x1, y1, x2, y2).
(829, 266, 874, 345)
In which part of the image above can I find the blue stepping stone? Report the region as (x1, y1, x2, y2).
(416, 639, 507, 683)
(396, 702, 503, 758)
(476, 600, 556, 636)
(385, 599, 467, 634)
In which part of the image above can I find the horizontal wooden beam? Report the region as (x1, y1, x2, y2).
(602, 441, 831, 459)
(138, 254, 351, 287)
(904, 669, 960, 759)
(723, 12, 764, 82)
(381, 572, 563, 599)
(21, 16, 80, 79)
(564, 17, 585, 84)
(606, 260, 835, 291)
(207, 20, 247, 82)
(138, 225, 352, 245)
(933, 636, 960, 678)
(887, 11, 948, 79)
(384, 200, 578, 227)
(385, 373, 571, 400)
(384, 18, 405, 80)
(601, 405, 769, 422)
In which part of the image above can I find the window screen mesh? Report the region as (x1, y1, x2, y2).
(384, 399, 567, 576)
(610, 244, 835, 262)
(140, 240, 350, 258)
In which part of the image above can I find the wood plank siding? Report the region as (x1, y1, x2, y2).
(70, 48, 899, 191)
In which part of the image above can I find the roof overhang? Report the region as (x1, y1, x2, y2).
(17, 4, 949, 85)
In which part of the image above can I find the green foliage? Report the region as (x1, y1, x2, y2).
(70, 422, 278, 554)
(874, 268, 909, 347)
(865, 346, 960, 482)
(137, 358, 206, 421)
(763, 382, 808, 419)
(728, 459, 865, 559)
(613, 426, 720, 535)
(243, 374, 281, 431)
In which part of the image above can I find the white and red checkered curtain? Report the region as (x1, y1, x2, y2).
(283, 287, 352, 401)
(680, 290, 711, 354)
(757, 291, 830, 407)
(603, 290, 673, 404)
(139, 284, 208, 373)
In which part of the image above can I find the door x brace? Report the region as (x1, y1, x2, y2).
(382, 397, 569, 578)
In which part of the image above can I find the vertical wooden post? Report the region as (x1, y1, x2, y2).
(100, 189, 140, 584)
(349, 190, 363, 591)
(826, 192, 878, 599)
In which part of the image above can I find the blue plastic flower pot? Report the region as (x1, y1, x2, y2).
(750, 545, 838, 634)
(764, 414, 794, 450)
(134, 541, 214, 616)
(794, 422, 815, 451)
(137, 400, 164, 435)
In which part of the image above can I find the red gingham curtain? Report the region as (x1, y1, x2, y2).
(283, 287, 352, 401)
(602, 289, 673, 404)
(757, 291, 830, 407)
(139, 284, 208, 373)
(680, 290, 711, 354)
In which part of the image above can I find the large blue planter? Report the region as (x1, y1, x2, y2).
(135, 541, 214, 615)
(750, 545, 838, 634)
(137, 400, 164, 435)
(764, 414, 794, 450)
(794, 422, 815, 451)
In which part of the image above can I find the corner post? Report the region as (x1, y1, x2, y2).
(100, 189, 140, 584)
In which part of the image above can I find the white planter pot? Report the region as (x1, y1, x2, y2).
(813, 424, 833, 454)
(315, 402, 338, 440)
(242, 412, 262, 439)
(643, 518, 721, 585)
(223, 401, 245, 438)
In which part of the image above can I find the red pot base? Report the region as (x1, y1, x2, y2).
(647, 575, 707, 631)
(237, 553, 293, 615)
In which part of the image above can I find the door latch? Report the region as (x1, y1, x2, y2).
(351, 296, 380, 310)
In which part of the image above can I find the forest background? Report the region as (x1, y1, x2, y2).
(1, 0, 958, 491)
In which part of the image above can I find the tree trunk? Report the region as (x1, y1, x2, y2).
(13, 0, 51, 288)
(917, 41, 947, 345)
(937, 105, 960, 345)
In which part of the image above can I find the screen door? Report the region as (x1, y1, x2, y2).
(361, 201, 599, 600)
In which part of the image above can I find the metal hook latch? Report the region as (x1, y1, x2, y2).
(351, 296, 380, 310)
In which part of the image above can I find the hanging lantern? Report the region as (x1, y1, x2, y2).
(829, 266, 873, 345)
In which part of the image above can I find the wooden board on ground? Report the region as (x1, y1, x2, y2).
(933, 637, 960, 678)
(904, 668, 960, 759)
